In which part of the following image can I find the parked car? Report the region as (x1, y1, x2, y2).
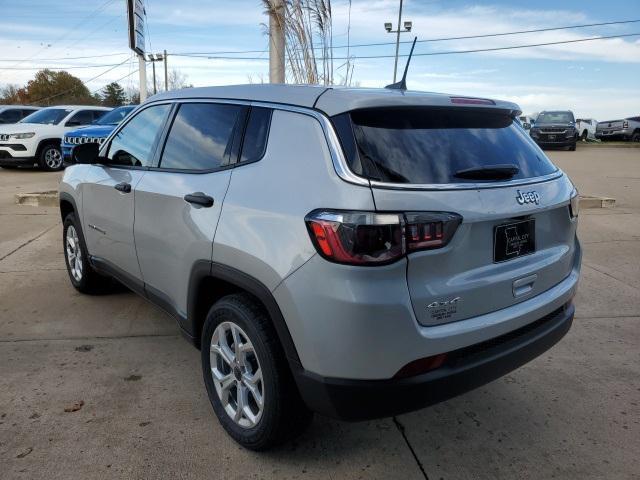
(595, 116, 640, 142)
(60, 85, 581, 450)
(0, 105, 41, 124)
(0, 105, 112, 171)
(575, 118, 597, 141)
(62, 105, 137, 163)
(529, 110, 578, 150)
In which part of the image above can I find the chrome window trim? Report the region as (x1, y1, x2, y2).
(134, 97, 564, 190)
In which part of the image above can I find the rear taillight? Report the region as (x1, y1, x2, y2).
(569, 189, 579, 219)
(305, 210, 462, 266)
(623, 120, 629, 129)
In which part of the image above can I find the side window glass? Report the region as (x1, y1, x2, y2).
(107, 104, 170, 167)
(66, 110, 93, 126)
(159, 103, 242, 171)
(0, 110, 20, 123)
(239, 107, 272, 163)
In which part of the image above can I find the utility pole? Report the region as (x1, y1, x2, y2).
(384, 0, 412, 83)
(268, 0, 285, 83)
(164, 49, 168, 91)
(138, 54, 147, 102)
(151, 58, 157, 94)
(147, 54, 164, 95)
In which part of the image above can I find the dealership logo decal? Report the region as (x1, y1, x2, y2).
(516, 190, 540, 205)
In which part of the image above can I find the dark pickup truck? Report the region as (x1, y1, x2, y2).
(595, 116, 640, 142)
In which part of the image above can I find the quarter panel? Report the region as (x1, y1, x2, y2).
(212, 109, 375, 290)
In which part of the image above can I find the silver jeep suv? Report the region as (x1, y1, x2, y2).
(59, 85, 581, 450)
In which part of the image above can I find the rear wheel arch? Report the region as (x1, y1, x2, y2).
(59, 192, 78, 222)
(188, 262, 303, 369)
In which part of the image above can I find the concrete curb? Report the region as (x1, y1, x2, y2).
(15, 191, 59, 207)
(577, 142, 640, 149)
(580, 195, 615, 209)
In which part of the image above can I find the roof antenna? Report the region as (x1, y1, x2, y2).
(385, 36, 417, 91)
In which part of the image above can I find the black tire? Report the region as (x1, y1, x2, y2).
(62, 212, 111, 294)
(201, 293, 312, 450)
(38, 143, 64, 171)
(581, 130, 588, 141)
(632, 131, 640, 143)
(568, 142, 577, 151)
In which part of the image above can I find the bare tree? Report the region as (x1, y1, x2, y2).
(167, 69, 193, 91)
(0, 84, 23, 104)
(262, 0, 339, 85)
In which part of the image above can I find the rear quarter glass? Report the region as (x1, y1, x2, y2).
(333, 107, 557, 184)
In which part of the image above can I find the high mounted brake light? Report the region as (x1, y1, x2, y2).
(450, 97, 495, 106)
(305, 210, 462, 266)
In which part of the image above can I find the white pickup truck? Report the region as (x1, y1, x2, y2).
(575, 118, 597, 141)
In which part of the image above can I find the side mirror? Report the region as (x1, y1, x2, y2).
(72, 142, 100, 164)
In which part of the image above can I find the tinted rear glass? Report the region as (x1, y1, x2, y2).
(336, 108, 557, 184)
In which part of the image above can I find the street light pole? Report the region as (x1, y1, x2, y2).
(385, 0, 412, 83)
(393, 0, 403, 83)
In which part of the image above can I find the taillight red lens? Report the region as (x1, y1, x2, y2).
(404, 212, 462, 252)
(305, 210, 462, 266)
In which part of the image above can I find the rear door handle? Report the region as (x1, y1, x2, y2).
(184, 192, 214, 207)
(114, 182, 131, 193)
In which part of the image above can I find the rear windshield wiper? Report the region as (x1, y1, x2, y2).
(454, 164, 519, 180)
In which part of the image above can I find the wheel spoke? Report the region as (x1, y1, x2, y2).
(211, 343, 234, 367)
(234, 383, 246, 422)
(243, 370, 263, 408)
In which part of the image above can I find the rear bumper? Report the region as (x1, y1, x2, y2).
(595, 130, 630, 140)
(295, 301, 574, 420)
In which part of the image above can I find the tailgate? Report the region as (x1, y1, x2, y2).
(372, 176, 578, 326)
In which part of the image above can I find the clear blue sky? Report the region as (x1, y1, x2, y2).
(1, 0, 638, 119)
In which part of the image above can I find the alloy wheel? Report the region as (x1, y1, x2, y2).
(44, 147, 62, 169)
(65, 225, 83, 282)
(210, 321, 264, 428)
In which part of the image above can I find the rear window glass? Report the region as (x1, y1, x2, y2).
(335, 108, 557, 184)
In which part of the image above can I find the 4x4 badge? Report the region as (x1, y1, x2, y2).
(516, 190, 540, 205)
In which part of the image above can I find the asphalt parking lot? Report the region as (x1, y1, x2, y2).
(1, 145, 639, 480)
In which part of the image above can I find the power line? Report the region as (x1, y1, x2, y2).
(169, 32, 640, 61)
(171, 18, 640, 56)
(0, 53, 130, 62)
(2, 63, 138, 71)
(3, 18, 638, 65)
(6, 0, 118, 69)
(91, 68, 139, 95)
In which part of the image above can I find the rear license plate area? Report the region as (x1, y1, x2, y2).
(494, 219, 536, 263)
